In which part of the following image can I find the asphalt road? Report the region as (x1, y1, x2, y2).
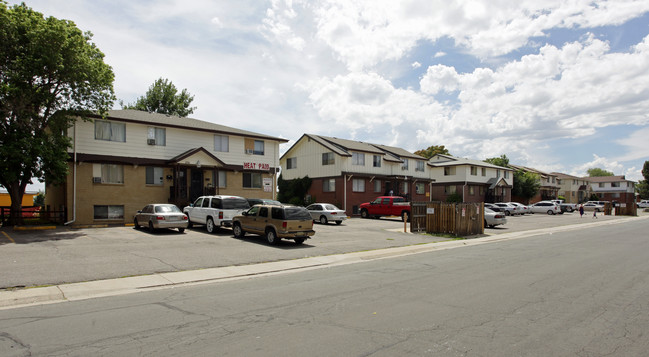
(0, 211, 638, 288)
(1, 216, 647, 356)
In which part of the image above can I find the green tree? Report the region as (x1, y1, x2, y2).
(636, 161, 649, 199)
(512, 170, 540, 200)
(484, 154, 510, 168)
(0, 3, 115, 225)
(587, 168, 614, 177)
(277, 175, 312, 205)
(122, 77, 196, 117)
(33, 191, 45, 207)
(414, 145, 450, 159)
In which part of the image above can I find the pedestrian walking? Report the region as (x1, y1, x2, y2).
(579, 204, 584, 218)
(593, 209, 597, 219)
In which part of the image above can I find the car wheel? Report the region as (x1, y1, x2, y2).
(294, 238, 305, 245)
(206, 218, 215, 233)
(504, 211, 511, 216)
(178, 228, 185, 233)
(319, 216, 328, 225)
(335, 221, 342, 225)
(233, 223, 245, 238)
(360, 209, 369, 219)
(489, 224, 495, 228)
(133, 218, 139, 229)
(547, 210, 554, 215)
(266, 229, 279, 245)
(187, 220, 193, 229)
(148, 221, 155, 232)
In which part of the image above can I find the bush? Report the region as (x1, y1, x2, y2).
(446, 193, 462, 203)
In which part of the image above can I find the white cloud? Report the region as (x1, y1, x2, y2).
(411, 61, 422, 68)
(615, 127, 649, 162)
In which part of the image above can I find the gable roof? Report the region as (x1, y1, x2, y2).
(509, 164, 554, 177)
(91, 110, 288, 143)
(586, 175, 634, 183)
(427, 154, 512, 170)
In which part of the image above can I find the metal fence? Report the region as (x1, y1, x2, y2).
(411, 202, 484, 236)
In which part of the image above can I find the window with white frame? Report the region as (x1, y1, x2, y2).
(612, 192, 620, 198)
(352, 152, 365, 166)
(147, 127, 165, 146)
(415, 183, 425, 194)
(444, 167, 456, 176)
(469, 186, 475, 195)
(214, 171, 227, 188)
(374, 180, 381, 192)
(481, 167, 486, 176)
(243, 172, 262, 188)
(373, 155, 381, 167)
(253, 140, 265, 155)
(402, 182, 409, 194)
(286, 157, 297, 169)
(323, 178, 335, 192)
(611, 182, 620, 187)
(471, 166, 477, 175)
(352, 179, 365, 192)
(416, 161, 425, 172)
(95, 120, 125, 142)
(322, 152, 335, 165)
(93, 164, 124, 184)
(402, 159, 409, 170)
(214, 135, 229, 152)
(445, 185, 456, 194)
(145, 167, 163, 185)
(94, 205, 124, 220)
(504, 171, 509, 179)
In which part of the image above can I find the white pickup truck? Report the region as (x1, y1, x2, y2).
(183, 195, 250, 233)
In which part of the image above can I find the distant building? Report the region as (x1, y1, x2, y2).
(552, 172, 592, 203)
(508, 164, 560, 203)
(587, 175, 636, 205)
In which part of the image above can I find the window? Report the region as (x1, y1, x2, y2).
(481, 167, 486, 176)
(471, 166, 477, 175)
(352, 179, 365, 192)
(374, 180, 381, 193)
(259, 207, 269, 218)
(402, 159, 409, 170)
(416, 161, 425, 172)
(214, 135, 229, 152)
(469, 186, 475, 195)
(551, 177, 556, 183)
(373, 155, 381, 168)
(214, 171, 226, 188)
(145, 167, 163, 185)
(93, 205, 124, 220)
(611, 182, 620, 187)
(573, 179, 577, 185)
(504, 171, 509, 179)
(479, 186, 485, 195)
(416, 183, 425, 194)
(94, 120, 125, 142)
(286, 157, 297, 169)
(497, 170, 501, 177)
(323, 179, 335, 192)
(352, 152, 365, 166)
(243, 172, 262, 188)
(402, 182, 409, 194)
(147, 127, 165, 146)
(254, 140, 265, 155)
(612, 192, 620, 198)
(445, 185, 456, 194)
(444, 167, 456, 176)
(599, 183, 605, 188)
(322, 152, 335, 165)
(94, 164, 124, 184)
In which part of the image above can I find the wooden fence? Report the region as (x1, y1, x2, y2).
(411, 202, 484, 237)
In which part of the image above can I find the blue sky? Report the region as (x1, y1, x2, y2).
(9, 0, 649, 191)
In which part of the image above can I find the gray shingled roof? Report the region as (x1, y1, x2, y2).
(99, 110, 288, 142)
(427, 155, 512, 170)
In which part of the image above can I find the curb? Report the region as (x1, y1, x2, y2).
(13, 225, 57, 231)
(1, 214, 647, 310)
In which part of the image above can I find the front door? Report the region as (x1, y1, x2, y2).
(190, 169, 204, 203)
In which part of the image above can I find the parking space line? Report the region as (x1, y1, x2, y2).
(1, 231, 16, 244)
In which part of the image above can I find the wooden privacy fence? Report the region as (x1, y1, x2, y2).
(411, 202, 484, 236)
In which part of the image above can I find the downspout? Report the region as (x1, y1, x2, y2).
(273, 143, 278, 201)
(463, 180, 467, 202)
(64, 122, 77, 225)
(344, 175, 347, 215)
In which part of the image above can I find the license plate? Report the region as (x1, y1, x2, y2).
(296, 232, 305, 237)
(168, 216, 179, 221)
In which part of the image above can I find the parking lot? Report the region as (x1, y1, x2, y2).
(0, 210, 642, 289)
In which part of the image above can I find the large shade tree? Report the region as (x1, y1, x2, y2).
(414, 145, 450, 159)
(587, 168, 614, 177)
(122, 77, 196, 117)
(636, 160, 649, 199)
(0, 3, 115, 225)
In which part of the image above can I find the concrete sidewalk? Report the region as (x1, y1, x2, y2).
(2, 214, 646, 310)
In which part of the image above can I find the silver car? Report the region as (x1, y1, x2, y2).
(484, 208, 507, 228)
(306, 203, 347, 225)
(134, 204, 189, 233)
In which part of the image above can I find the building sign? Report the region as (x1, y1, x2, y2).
(263, 178, 273, 192)
(427, 208, 435, 214)
(243, 162, 270, 171)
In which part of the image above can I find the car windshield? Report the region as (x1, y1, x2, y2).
(485, 208, 495, 213)
(284, 207, 312, 220)
(222, 198, 250, 209)
(155, 205, 181, 213)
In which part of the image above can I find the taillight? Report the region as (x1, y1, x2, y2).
(219, 211, 223, 219)
(330, 212, 337, 215)
(495, 214, 504, 218)
(156, 216, 165, 220)
(282, 221, 287, 229)
(182, 215, 188, 220)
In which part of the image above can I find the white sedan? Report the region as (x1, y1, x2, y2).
(306, 203, 347, 225)
(484, 208, 507, 228)
(529, 201, 561, 215)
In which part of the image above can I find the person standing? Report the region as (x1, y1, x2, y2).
(593, 208, 597, 219)
(579, 204, 584, 218)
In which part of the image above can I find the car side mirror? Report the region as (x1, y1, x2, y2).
(242, 211, 248, 216)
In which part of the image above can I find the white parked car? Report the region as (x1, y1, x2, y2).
(484, 208, 507, 228)
(582, 201, 607, 212)
(508, 202, 529, 214)
(492, 203, 519, 216)
(638, 200, 649, 208)
(183, 195, 250, 233)
(306, 203, 347, 225)
(529, 201, 561, 215)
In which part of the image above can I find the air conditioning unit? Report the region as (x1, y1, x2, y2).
(245, 149, 254, 154)
(92, 177, 102, 183)
(401, 166, 408, 170)
(147, 139, 156, 145)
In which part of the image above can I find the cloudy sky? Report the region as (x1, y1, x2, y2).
(12, 0, 649, 183)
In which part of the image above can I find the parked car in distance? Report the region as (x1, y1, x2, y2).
(638, 200, 649, 208)
(582, 201, 607, 212)
(183, 195, 250, 233)
(484, 203, 506, 213)
(134, 204, 188, 233)
(528, 201, 561, 215)
(492, 202, 519, 216)
(359, 196, 411, 222)
(508, 202, 529, 214)
(233, 204, 315, 245)
(484, 208, 507, 228)
(306, 203, 347, 225)
(247, 198, 282, 206)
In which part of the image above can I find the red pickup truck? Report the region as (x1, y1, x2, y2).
(359, 196, 411, 221)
